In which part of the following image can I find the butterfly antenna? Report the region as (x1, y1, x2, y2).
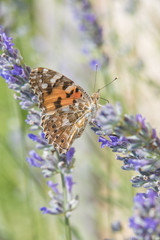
(100, 97, 109, 103)
(94, 64, 98, 92)
(98, 77, 117, 92)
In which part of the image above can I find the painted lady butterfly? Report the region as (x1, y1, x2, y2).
(29, 67, 100, 154)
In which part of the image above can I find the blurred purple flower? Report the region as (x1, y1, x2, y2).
(89, 59, 101, 70)
(28, 133, 48, 146)
(69, 0, 109, 70)
(0, 32, 14, 53)
(65, 175, 76, 193)
(93, 103, 160, 190)
(40, 206, 62, 215)
(47, 180, 60, 194)
(26, 157, 42, 168)
(130, 189, 160, 239)
(66, 147, 75, 165)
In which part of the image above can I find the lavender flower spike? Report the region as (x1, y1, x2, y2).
(69, 0, 109, 70)
(0, 26, 36, 109)
(93, 103, 160, 239)
(93, 103, 160, 191)
(130, 189, 160, 239)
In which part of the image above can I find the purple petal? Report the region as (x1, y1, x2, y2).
(29, 150, 44, 162)
(47, 181, 60, 194)
(28, 133, 47, 145)
(109, 135, 119, 143)
(41, 132, 45, 139)
(152, 128, 157, 139)
(40, 207, 55, 215)
(26, 157, 42, 167)
(12, 65, 23, 76)
(136, 114, 146, 128)
(66, 147, 75, 165)
(144, 217, 158, 231)
(65, 175, 76, 193)
(89, 59, 100, 70)
(85, 14, 96, 23)
(134, 193, 145, 205)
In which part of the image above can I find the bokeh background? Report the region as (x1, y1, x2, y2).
(1, 0, 160, 239)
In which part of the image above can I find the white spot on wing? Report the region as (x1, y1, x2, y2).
(31, 75, 37, 79)
(55, 73, 62, 79)
(50, 78, 56, 83)
(42, 83, 48, 89)
(51, 73, 63, 82)
(61, 106, 69, 112)
(43, 69, 48, 73)
(62, 118, 70, 126)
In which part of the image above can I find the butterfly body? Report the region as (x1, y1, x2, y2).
(29, 67, 100, 154)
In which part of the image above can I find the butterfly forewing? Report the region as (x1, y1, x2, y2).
(29, 67, 94, 154)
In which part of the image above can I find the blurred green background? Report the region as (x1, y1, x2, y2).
(1, 0, 160, 239)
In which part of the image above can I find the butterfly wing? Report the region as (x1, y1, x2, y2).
(41, 107, 89, 153)
(29, 67, 92, 153)
(30, 67, 91, 114)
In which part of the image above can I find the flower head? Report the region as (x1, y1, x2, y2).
(130, 189, 160, 239)
(65, 175, 76, 193)
(92, 103, 160, 190)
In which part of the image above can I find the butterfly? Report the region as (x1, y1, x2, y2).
(29, 67, 100, 154)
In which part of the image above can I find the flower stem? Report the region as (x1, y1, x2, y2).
(60, 172, 72, 240)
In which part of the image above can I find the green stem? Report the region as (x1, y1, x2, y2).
(55, 150, 72, 240)
(60, 172, 72, 240)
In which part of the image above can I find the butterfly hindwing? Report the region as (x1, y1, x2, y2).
(41, 106, 89, 153)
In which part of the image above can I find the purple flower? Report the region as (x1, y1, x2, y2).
(25, 110, 41, 129)
(12, 65, 23, 76)
(26, 150, 45, 167)
(133, 193, 145, 206)
(66, 147, 75, 165)
(28, 133, 48, 146)
(69, 0, 108, 71)
(152, 128, 157, 139)
(40, 207, 62, 215)
(99, 135, 118, 148)
(1, 32, 14, 53)
(29, 150, 44, 162)
(41, 132, 45, 139)
(26, 157, 42, 168)
(84, 13, 96, 23)
(99, 135, 127, 148)
(130, 189, 160, 239)
(136, 114, 146, 129)
(89, 59, 100, 70)
(47, 181, 60, 194)
(127, 159, 150, 171)
(65, 176, 76, 193)
(93, 103, 160, 189)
